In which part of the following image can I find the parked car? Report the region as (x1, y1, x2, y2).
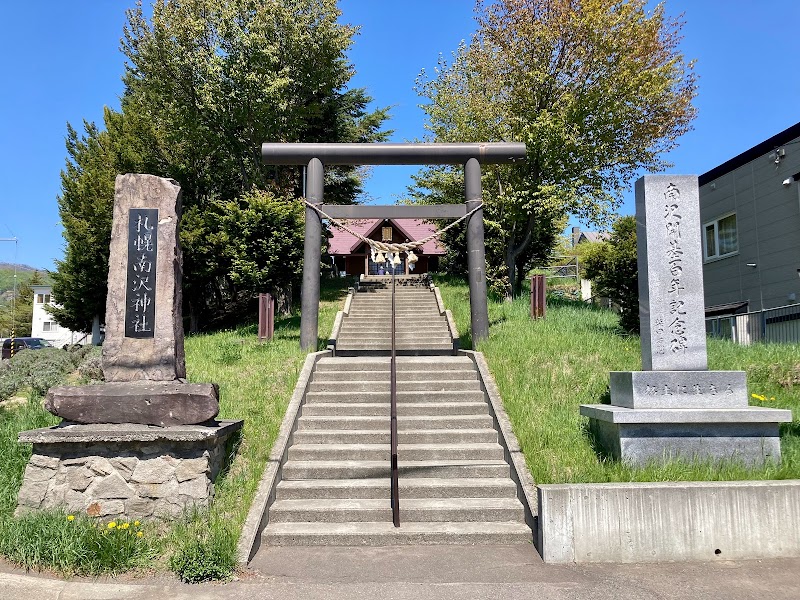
(1, 337, 54, 360)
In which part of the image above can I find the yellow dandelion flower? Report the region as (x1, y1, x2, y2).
(136, 531, 143, 538)
(108, 522, 117, 529)
(67, 515, 75, 521)
(134, 521, 140, 526)
(121, 523, 130, 530)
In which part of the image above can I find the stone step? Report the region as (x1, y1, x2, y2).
(262, 521, 532, 546)
(291, 428, 498, 445)
(304, 390, 485, 404)
(287, 442, 504, 462)
(275, 477, 516, 500)
(282, 459, 510, 480)
(341, 321, 447, 328)
(312, 369, 478, 382)
(315, 357, 474, 371)
(336, 341, 453, 350)
(296, 414, 494, 431)
(268, 497, 524, 524)
(307, 380, 480, 394)
(336, 332, 450, 343)
(301, 402, 488, 417)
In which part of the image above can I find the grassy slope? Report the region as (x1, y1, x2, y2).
(435, 276, 800, 484)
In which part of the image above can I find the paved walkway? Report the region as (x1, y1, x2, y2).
(3, 546, 800, 600)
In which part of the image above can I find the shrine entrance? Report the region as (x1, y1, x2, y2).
(261, 142, 527, 350)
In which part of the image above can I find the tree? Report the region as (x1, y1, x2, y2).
(583, 216, 639, 332)
(54, 0, 390, 330)
(0, 271, 43, 337)
(414, 0, 696, 298)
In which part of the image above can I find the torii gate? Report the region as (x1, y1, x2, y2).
(261, 142, 527, 350)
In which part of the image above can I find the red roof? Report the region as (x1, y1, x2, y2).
(328, 219, 446, 256)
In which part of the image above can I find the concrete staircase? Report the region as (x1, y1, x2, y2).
(261, 355, 531, 545)
(335, 282, 454, 354)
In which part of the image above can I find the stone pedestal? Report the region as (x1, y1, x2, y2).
(16, 421, 242, 520)
(581, 175, 792, 466)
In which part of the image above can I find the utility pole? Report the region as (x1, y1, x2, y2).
(1, 237, 19, 356)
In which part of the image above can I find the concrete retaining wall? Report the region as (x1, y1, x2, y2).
(538, 480, 800, 563)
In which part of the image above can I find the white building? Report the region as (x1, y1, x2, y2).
(30, 285, 89, 347)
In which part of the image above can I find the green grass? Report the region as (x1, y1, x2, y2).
(435, 275, 800, 484)
(0, 278, 351, 579)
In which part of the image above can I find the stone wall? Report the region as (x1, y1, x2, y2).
(16, 421, 241, 521)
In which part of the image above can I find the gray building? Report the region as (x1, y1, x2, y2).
(700, 121, 800, 343)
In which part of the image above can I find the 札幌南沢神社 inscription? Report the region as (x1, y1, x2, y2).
(125, 208, 158, 338)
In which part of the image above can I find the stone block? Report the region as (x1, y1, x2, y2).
(180, 476, 210, 500)
(581, 404, 792, 467)
(109, 457, 138, 479)
(89, 473, 135, 499)
(17, 479, 49, 508)
(175, 457, 208, 482)
(87, 457, 115, 476)
(96, 500, 125, 516)
(102, 174, 186, 382)
(636, 176, 707, 371)
(29, 454, 60, 469)
(125, 497, 155, 519)
(131, 457, 174, 484)
(45, 381, 219, 427)
(610, 370, 748, 409)
(135, 479, 179, 499)
(66, 468, 93, 492)
(23, 464, 56, 483)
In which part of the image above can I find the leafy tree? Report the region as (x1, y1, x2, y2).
(583, 216, 639, 333)
(54, 0, 390, 331)
(414, 0, 696, 298)
(0, 271, 43, 337)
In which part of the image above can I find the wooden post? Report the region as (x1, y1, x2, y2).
(531, 275, 546, 319)
(258, 293, 275, 342)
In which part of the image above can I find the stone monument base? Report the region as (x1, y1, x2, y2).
(581, 404, 791, 466)
(16, 420, 242, 520)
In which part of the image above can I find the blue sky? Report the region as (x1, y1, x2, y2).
(1, 1, 799, 270)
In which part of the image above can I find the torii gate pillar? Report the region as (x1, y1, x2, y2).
(465, 158, 489, 344)
(301, 158, 323, 350)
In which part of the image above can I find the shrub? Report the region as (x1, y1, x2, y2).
(168, 513, 237, 583)
(582, 216, 639, 333)
(77, 349, 104, 382)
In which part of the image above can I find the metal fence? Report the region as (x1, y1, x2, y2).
(706, 303, 800, 345)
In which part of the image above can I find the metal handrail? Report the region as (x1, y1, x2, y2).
(390, 267, 400, 526)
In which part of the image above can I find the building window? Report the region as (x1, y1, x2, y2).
(42, 321, 58, 332)
(36, 293, 51, 304)
(704, 213, 737, 260)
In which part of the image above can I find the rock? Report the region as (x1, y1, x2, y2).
(109, 457, 138, 479)
(87, 457, 115, 476)
(66, 467, 92, 491)
(96, 500, 125, 516)
(29, 454, 60, 469)
(131, 457, 174, 484)
(175, 458, 208, 482)
(23, 464, 56, 483)
(89, 473, 135, 499)
(102, 174, 186, 382)
(17, 479, 49, 508)
(45, 381, 219, 426)
(179, 476, 210, 499)
(135, 479, 179, 499)
(125, 497, 155, 519)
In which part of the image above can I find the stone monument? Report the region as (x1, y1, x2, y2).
(581, 175, 791, 466)
(16, 174, 242, 520)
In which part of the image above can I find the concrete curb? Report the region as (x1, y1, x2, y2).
(460, 350, 537, 539)
(236, 350, 330, 564)
(444, 310, 459, 354)
(537, 479, 800, 563)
